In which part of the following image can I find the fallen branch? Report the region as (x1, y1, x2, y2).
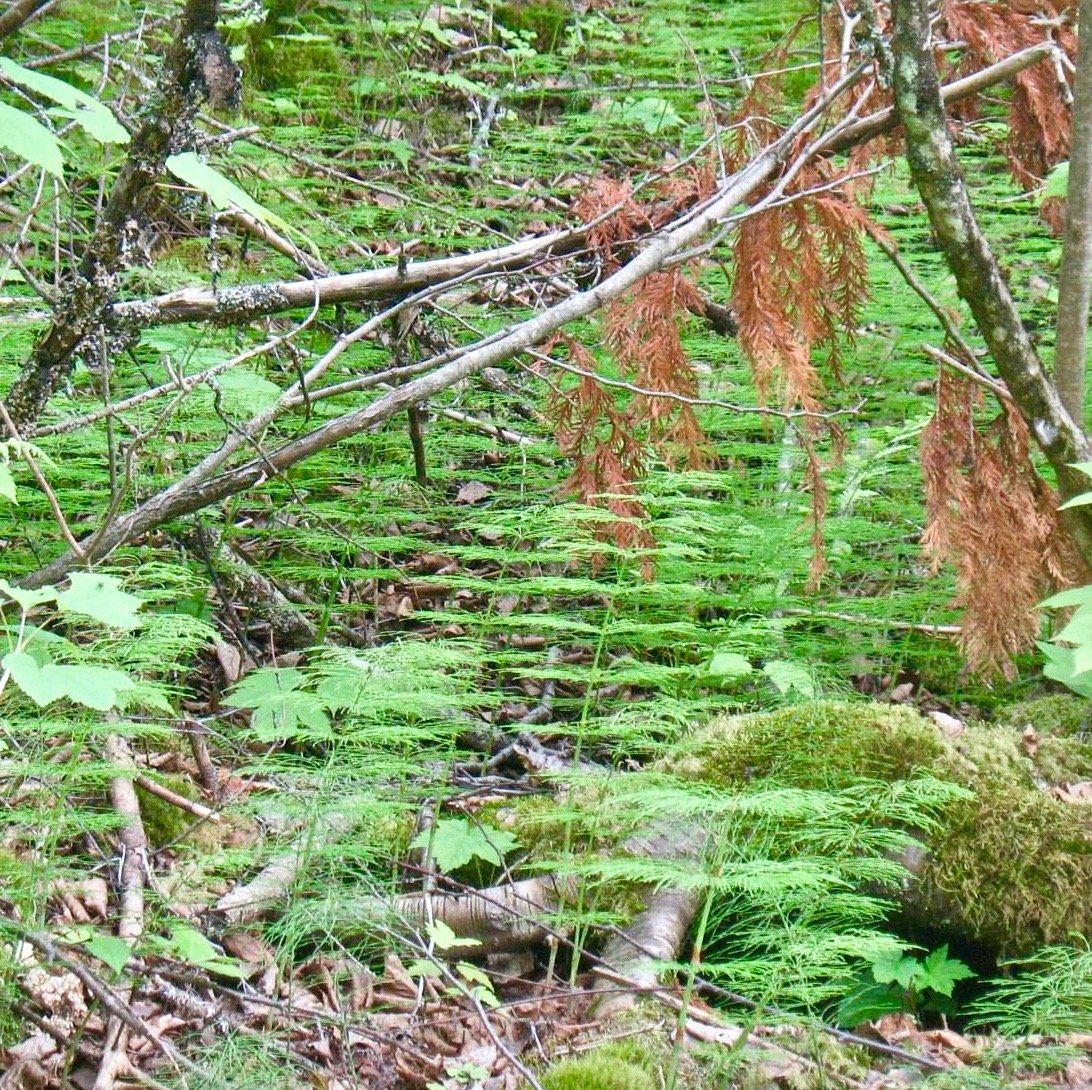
(23, 68, 862, 587)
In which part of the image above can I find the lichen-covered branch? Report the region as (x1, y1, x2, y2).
(21, 81, 855, 587)
(891, 0, 1092, 559)
(3, 0, 233, 430)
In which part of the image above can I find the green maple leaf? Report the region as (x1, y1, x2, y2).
(919, 946, 975, 997)
(410, 818, 518, 873)
(227, 668, 331, 740)
(56, 573, 143, 630)
(3, 651, 135, 711)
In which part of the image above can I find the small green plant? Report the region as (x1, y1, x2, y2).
(836, 945, 976, 1026)
(966, 943, 1092, 1035)
(1039, 463, 1092, 695)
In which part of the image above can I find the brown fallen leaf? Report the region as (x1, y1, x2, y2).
(455, 480, 493, 505)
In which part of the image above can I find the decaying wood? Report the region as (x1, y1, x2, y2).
(215, 808, 363, 923)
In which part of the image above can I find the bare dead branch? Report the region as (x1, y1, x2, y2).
(22, 71, 865, 587)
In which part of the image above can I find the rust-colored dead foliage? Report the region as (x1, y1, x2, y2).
(921, 368, 1073, 678)
(555, 0, 1077, 665)
(549, 335, 656, 568)
(942, 0, 1075, 187)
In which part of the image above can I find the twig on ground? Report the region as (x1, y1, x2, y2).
(133, 773, 221, 824)
(10, 927, 206, 1078)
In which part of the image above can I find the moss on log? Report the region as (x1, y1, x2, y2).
(659, 701, 1092, 955)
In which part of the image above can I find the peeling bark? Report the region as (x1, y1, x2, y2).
(892, 0, 1092, 559)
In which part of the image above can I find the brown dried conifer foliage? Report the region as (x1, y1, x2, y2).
(555, 1, 1077, 667)
(549, 335, 656, 569)
(921, 367, 1072, 678)
(941, 0, 1075, 186)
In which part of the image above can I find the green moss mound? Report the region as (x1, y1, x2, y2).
(660, 702, 1092, 954)
(540, 1054, 657, 1090)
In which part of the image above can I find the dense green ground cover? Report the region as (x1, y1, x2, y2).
(1, 1, 1089, 1086)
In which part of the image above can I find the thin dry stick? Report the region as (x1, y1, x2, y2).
(0, 398, 85, 557)
(11, 927, 206, 1078)
(96, 734, 151, 1090)
(920, 343, 1012, 400)
(132, 773, 221, 823)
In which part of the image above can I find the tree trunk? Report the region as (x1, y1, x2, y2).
(1055, 0, 1092, 427)
(891, 0, 1092, 560)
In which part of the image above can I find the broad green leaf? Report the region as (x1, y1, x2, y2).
(871, 949, 922, 990)
(1059, 492, 1092, 510)
(428, 919, 480, 951)
(166, 152, 289, 232)
(919, 946, 975, 997)
(84, 934, 132, 975)
(57, 573, 143, 630)
(406, 958, 442, 979)
(762, 659, 815, 698)
(0, 463, 16, 503)
(836, 982, 905, 1027)
(456, 961, 493, 988)
(1068, 461, 1092, 478)
(227, 667, 331, 740)
(1054, 607, 1092, 646)
(410, 818, 518, 873)
(1040, 585, 1092, 609)
(0, 579, 57, 611)
(161, 926, 246, 979)
(1072, 640, 1092, 676)
(3, 652, 135, 710)
(169, 925, 220, 964)
(1038, 642, 1092, 698)
(0, 101, 64, 177)
(0, 58, 128, 144)
(706, 651, 753, 678)
(1043, 161, 1069, 200)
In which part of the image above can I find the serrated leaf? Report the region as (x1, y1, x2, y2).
(0, 101, 64, 177)
(227, 668, 331, 740)
(0, 579, 57, 611)
(871, 949, 921, 989)
(3, 652, 135, 710)
(706, 651, 753, 678)
(57, 573, 143, 629)
(84, 934, 132, 975)
(762, 659, 815, 697)
(0, 57, 128, 145)
(919, 946, 975, 997)
(166, 152, 289, 232)
(410, 818, 518, 873)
